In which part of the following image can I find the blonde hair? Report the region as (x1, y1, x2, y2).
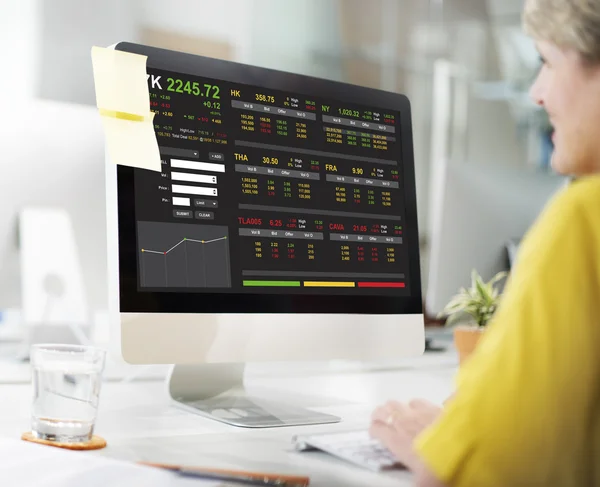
(523, 0, 600, 63)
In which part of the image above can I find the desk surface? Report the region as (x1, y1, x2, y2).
(0, 336, 457, 486)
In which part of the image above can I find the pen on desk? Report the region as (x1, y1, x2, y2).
(140, 462, 310, 487)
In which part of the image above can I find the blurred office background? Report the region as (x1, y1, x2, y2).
(1, 0, 555, 327)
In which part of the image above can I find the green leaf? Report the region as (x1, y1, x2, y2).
(440, 269, 507, 327)
(475, 278, 490, 301)
(445, 310, 468, 326)
(489, 271, 508, 286)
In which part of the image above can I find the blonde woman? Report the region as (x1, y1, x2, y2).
(369, 0, 600, 485)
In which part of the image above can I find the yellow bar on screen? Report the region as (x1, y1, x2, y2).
(303, 281, 356, 288)
(99, 108, 146, 122)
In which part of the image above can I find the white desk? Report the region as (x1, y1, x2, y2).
(0, 337, 457, 486)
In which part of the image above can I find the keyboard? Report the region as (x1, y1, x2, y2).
(292, 430, 404, 472)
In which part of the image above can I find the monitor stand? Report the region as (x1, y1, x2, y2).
(167, 363, 341, 428)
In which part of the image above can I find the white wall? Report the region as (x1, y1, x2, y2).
(0, 0, 39, 99)
(244, 0, 343, 79)
(142, 0, 343, 78)
(37, 0, 140, 105)
(140, 0, 253, 61)
(461, 26, 528, 168)
(29, 0, 343, 106)
(141, 0, 243, 42)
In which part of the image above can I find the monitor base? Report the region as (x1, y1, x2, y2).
(167, 363, 341, 428)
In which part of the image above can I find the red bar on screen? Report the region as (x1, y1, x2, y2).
(357, 282, 406, 288)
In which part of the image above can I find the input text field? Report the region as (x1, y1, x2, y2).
(171, 172, 217, 184)
(172, 185, 218, 197)
(172, 197, 191, 206)
(170, 159, 225, 173)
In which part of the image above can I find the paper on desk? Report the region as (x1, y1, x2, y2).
(91, 46, 161, 172)
(0, 439, 222, 486)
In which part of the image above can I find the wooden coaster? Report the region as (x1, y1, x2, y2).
(21, 432, 107, 450)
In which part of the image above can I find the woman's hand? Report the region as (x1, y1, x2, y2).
(369, 399, 442, 471)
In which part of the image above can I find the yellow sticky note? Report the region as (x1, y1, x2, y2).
(101, 112, 162, 173)
(91, 46, 150, 117)
(91, 46, 162, 172)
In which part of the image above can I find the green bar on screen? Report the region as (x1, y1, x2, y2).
(243, 280, 301, 287)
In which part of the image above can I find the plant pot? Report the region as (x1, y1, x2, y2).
(453, 325, 484, 365)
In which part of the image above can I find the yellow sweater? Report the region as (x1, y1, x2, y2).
(415, 175, 600, 486)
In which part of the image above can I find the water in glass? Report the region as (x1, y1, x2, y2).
(30, 345, 105, 443)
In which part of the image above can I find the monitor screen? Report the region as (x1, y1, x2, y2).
(114, 43, 421, 314)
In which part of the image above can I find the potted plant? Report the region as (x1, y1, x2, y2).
(438, 269, 507, 364)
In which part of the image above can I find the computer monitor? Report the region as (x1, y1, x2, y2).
(0, 99, 108, 334)
(105, 42, 424, 427)
(425, 160, 567, 317)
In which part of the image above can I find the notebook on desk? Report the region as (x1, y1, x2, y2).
(0, 438, 218, 486)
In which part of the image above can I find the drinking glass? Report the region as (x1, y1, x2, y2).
(30, 344, 106, 443)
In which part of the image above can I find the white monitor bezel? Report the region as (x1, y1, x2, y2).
(104, 42, 425, 364)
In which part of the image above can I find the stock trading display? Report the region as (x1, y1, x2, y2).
(134, 69, 410, 295)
